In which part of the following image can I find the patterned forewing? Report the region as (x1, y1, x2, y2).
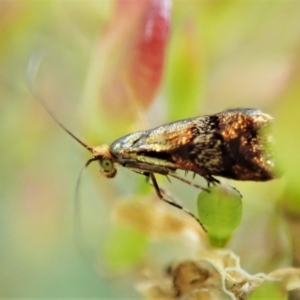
(110, 108, 275, 181)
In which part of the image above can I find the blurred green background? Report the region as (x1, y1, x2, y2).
(1, 0, 300, 298)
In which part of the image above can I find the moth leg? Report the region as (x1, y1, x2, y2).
(169, 173, 209, 192)
(144, 173, 182, 204)
(203, 175, 220, 187)
(203, 175, 242, 197)
(227, 184, 243, 198)
(148, 173, 207, 231)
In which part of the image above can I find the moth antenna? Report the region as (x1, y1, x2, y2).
(74, 158, 98, 264)
(74, 157, 113, 277)
(27, 52, 93, 153)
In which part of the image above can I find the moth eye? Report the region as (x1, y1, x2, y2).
(98, 157, 116, 178)
(100, 158, 113, 172)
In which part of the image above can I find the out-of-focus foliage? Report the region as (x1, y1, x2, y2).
(1, 0, 300, 298)
(138, 251, 300, 299)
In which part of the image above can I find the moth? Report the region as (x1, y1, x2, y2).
(27, 55, 276, 228)
(30, 83, 275, 226)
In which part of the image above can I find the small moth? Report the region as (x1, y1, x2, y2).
(27, 60, 276, 228)
(28, 55, 277, 228)
(30, 89, 276, 226)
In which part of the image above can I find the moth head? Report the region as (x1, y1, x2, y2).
(92, 145, 117, 178)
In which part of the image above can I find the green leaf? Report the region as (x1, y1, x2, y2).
(197, 185, 242, 247)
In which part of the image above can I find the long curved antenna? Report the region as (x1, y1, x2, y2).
(74, 157, 100, 266)
(27, 52, 93, 153)
(74, 157, 117, 277)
